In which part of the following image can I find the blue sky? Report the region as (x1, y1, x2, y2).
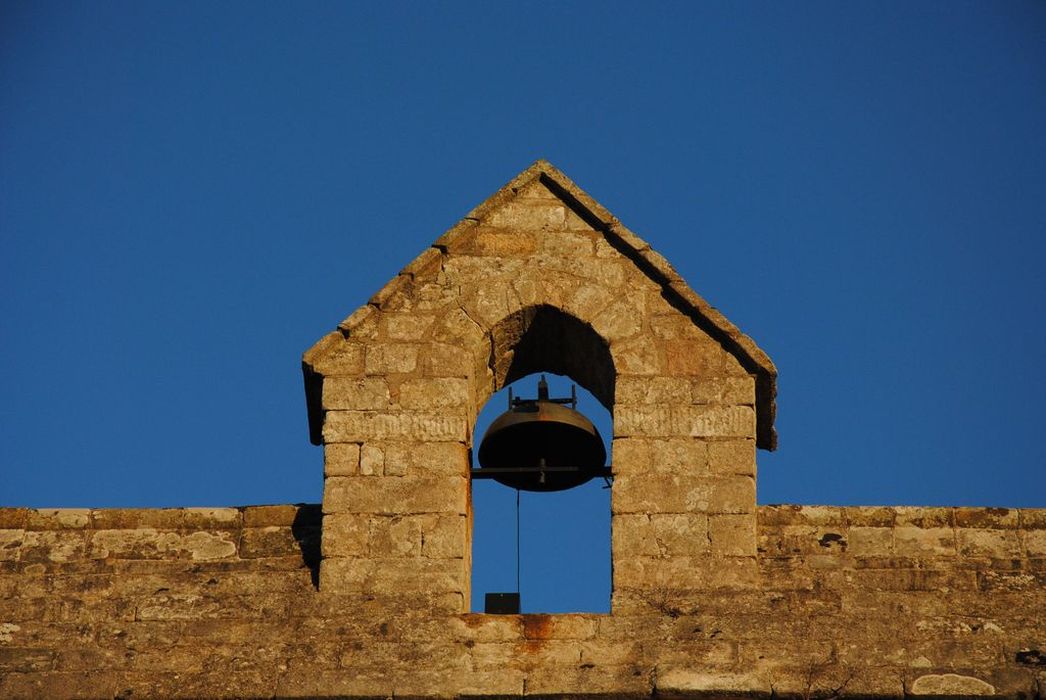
(2, 2, 1044, 612)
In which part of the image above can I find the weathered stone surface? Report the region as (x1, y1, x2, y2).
(364, 343, 419, 374)
(0, 500, 1043, 698)
(318, 556, 465, 594)
(710, 514, 757, 555)
(894, 526, 957, 557)
(324, 443, 361, 477)
(322, 377, 390, 410)
(397, 377, 469, 410)
(323, 410, 467, 443)
(322, 476, 467, 515)
(909, 672, 996, 695)
(616, 405, 755, 438)
(88, 529, 237, 561)
(25, 509, 89, 530)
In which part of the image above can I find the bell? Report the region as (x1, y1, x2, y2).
(475, 376, 608, 492)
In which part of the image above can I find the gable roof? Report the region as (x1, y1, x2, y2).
(305, 160, 778, 450)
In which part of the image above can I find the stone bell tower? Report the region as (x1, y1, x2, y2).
(302, 159, 777, 611)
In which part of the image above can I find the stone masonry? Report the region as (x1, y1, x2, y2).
(1, 161, 1043, 698)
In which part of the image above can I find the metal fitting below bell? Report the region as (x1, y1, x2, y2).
(473, 376, 609, 492)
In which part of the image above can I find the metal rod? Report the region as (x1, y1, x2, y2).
(470, 466, 614, 476)
(515, 488, 521, 598)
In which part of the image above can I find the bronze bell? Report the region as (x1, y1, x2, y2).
(474, 376, 608, 492)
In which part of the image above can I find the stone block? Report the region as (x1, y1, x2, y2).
(242, 505, 300, 528)
(612, 473, 715, 514)
(652, 640, 738, 666)
(848, 526, 895, 556)
(86, 508, 175, 530)
(484, 200, 566, 228)
(709, 476, 756, 514)
(707, 439, 756, 476)
(25, 509, 89, 530)
(1025, 529, 1046, 557)
(895, 506, 954, 528)
(616, 405, 755, 438)
(398, 377, 469, 409)
(613, 513, 710, 558)
(1020, 509, 1046, 529)
(448, 614, 521, 643)
(321, 377, 390, 410)
(460, 285, 514, 329)
(664, 338, 727, 376)
(614, 437, 709, 476)
(380, 441, 468, 477)
(612, 514, 660, 557)
(957, 529, 1021, 558)
(530, 614, 600, 640)
(178, 508, 241, 530)
(321, 513, 369, 558)
(422, 343, 473, 377)
(308, 338, 365, 376)
(0, 509, 28, 529)
(523, 664, 650, 697)
(650, 513, 711, 556)
(615, 375, 689, 405)
(324, 443, 360, 477)
(893, 527, 957, 557)
(322, 410, 467, 443)
(650, 314, 705, 340)
(420, 514, 467, 558)
(19, 530, 85, 563)
(319, 556, 465, 595)
(758, 525, 819, 556)
(909, 673, 996, 696)
(954, 507, 1019, 529)
(615, 554, 758, 590)
(364, 343, 419, 374)
(843, 506, 896, 527)
(691, 375, 756, 405)
(360, 444, 384, 475)
(611, 336, 662, 375)
(449, 227, 539, 257)
(540, 230, 595, 256)
(431, 303, 487, 343)
(0, 529, 23, 561)
(759, 505, 845, 527)
(87, 529, 237, 561)
(240, 526, 300, 559)
(710, 514, 756, 556)
(562, 283, 613, 322)
(381, 312, 435, 341)
(368, 515, 422, 557)
(592, 299, 643, 341)
(323, 475, 467, 515)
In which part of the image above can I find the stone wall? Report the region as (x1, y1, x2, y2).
(1, 504, 1043, 698)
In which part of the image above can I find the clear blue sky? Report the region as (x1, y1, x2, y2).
(2, 2, 1044, 612)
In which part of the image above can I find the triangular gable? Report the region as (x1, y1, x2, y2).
(304, 160, 777, 450)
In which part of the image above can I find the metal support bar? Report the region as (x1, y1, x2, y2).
(471, 466, 614, 478)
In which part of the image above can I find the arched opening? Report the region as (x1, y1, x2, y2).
(470, 373, 612, 613)
(469, 305, 615, 613)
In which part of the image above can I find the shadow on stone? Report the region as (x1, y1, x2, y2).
(291, 503, 322, 588)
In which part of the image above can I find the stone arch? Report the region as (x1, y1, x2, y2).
(468, 304, 616, 613)
(484, 304, 615, 415)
